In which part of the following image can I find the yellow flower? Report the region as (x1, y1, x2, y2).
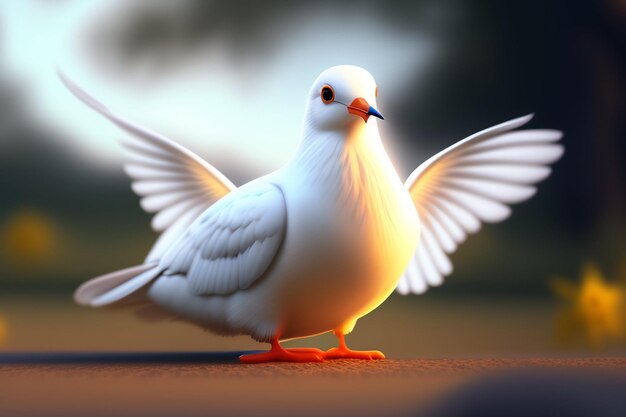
(0, 315, 7, 346)
(551, 263, 625, 348)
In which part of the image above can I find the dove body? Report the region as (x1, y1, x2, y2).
(148, 76, 419, 341)
(65, 64, 562, 361)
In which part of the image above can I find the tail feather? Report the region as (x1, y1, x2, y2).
(74, 262, 161, 307)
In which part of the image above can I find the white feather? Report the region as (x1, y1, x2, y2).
(398, 114, 563, 294)
(160, 181, 287, 296)
(441, 177, 537, 204)
(448, 164, 552, 184)
(59, 72, 236, 262)
(74, 263, 158, 305)
(91, 266, 162, 307)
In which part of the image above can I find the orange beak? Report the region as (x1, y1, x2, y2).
(347, 98, 384, 122)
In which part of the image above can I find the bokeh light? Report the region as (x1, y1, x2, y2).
(552, 263, 626, 348)
(2, 208, 58, 269)
(0, 314, 7, 346)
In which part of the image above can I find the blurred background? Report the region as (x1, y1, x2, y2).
(0, 0, 624, 357)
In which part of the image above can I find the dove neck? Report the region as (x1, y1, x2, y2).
(294, 120, 377, 156)
(289, 121, 396, 184)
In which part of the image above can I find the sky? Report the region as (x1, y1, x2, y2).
(0, 0, 438, 175)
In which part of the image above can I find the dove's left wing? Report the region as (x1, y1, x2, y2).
(59, 73, 236, 262)
(397, 114, 563, 295)
(158, 181, 287, 296)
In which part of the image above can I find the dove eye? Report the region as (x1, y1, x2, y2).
(320, 85, 334, 104)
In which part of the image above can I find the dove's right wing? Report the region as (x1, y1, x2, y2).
(60, 73, 236, 262)
(398, 114, 563, 295)
(159, 181, 287, 296)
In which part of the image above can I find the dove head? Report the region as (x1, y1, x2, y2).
(305, 65, 383, 132)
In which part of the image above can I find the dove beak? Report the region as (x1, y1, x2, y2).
(347, 97, 384, 122)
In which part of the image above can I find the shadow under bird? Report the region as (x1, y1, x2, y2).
(61, 65, 563, 363)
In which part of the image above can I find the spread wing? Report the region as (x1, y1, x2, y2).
(60, 73, 236, 262)
(158, 181, 287, 295)
(397, 114, 563, 295)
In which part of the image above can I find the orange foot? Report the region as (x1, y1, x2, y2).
(324, 332, 385, 360)
(239, 337, 325, 364)
(324, 347, 385, 360)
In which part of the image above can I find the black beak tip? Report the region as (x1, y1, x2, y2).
(368, 106, 384, 120)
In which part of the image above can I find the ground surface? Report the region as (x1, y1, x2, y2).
(1, 296, 625, 416)
(0, 354, 626, 416)
(1, 356, 625, 417)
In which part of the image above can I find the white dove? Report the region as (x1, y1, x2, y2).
(62, 65, 563, 363)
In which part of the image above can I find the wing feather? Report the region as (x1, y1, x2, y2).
(398, 114, 563, 294)
(159, 181, 286, 296)
(60, 72, 236, 262)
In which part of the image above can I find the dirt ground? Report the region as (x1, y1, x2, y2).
(1, 356, 625, 417)
(1, 296, 625, 416)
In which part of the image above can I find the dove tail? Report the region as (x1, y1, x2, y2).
(74, 263, 162, 307)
